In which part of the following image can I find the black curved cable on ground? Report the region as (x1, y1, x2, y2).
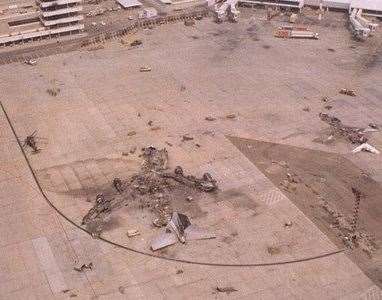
(1, 101, 346, 267)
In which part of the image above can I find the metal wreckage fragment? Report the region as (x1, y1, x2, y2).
(81, 193, 113, 236)
(151, 212, 216, 251)
(161, 166, 217, 192)
(81, 147, 218, 238)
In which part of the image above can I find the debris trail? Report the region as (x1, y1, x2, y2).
(320, 191, 376, 258)
(350, 187, 362, 233)
(319, 113, 368, 144)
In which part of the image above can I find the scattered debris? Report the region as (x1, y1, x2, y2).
(140, 66, 152, 72)
(318, 113, 342, 126)
(339, 88, 356, 97)
(321, 96, 329, 102)
(352, 143, 380, 154)
(272, 160, 288, 168)
(280, 172, 300, 192)
(267, 246, 281, 255)
(266, 6, 280, 21)
(141, 146, 168, 171)
(216, 286, 238, 294)
(46, 87, 60, 96)
(287, 172, 298, 183)
(320, 196, 377, 257)
(113, 178, 124, 193)
(195, 14, 203, 20)
(205, 116, 216, 121)
(182, 135, 194, 141)
(139, 7, 158, 19)
(202, 130, 215, 137)
(127, 131, 137, 136)
(369, 123, 378, 129)
(23, 131, 40, 153)
(225, 113, 236, 119)
(184, 19, 195, 26)
(127, 229, 140, 237)
(130, 40, 142, 47)
(153, 217, 168, 228)
(87, 8, 106, 16)
(24, 59, 37, 66)
(73, 262, 93, 272)
(350, 187, 362, 233)
(319, 113, 368, 144)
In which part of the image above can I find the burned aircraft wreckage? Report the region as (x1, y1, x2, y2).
(81, 146, 218, 245)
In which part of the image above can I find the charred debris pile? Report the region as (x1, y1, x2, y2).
(81, 147, 218, 239)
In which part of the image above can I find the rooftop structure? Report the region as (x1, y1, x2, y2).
(322, 0, 350, 10)
(0, 0, 84, 45)
(116, 0, 142, 9)
(38, 0, 83, 29)
(350, 0, 382, 17)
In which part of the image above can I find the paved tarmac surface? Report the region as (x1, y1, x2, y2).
(0, 10, 381, 299)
